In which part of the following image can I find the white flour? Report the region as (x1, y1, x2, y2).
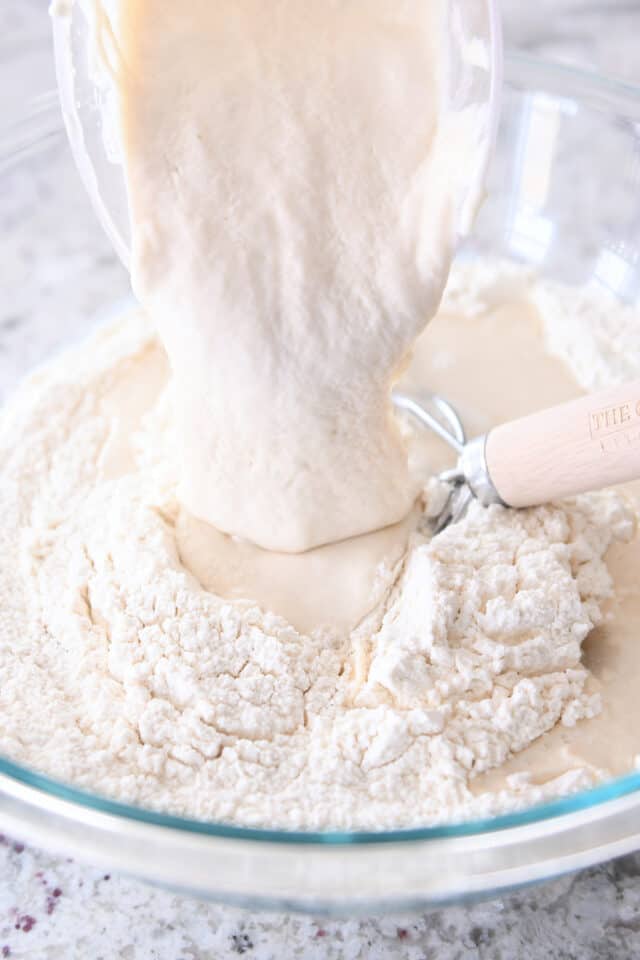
(0, 262, 636, 829)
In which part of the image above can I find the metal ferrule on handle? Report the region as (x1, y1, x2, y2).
(459, 435, 505, 506)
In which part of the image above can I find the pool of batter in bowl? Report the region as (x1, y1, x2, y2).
(0, 258, 638, 830)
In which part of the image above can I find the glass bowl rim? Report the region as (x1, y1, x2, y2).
(5, 48, 640, 171)
(503, 49, 640, 109)
(2, 755, 640, 846)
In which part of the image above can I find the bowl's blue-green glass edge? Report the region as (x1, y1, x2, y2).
(1, 753, 640, 845)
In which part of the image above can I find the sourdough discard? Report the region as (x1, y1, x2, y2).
(96, 0, 488, 552)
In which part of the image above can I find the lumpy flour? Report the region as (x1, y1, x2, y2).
(0, 263, 637, 830)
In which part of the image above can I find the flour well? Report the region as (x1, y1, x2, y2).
(0, 263, 636, 830)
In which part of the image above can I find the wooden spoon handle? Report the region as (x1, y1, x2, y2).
(485, 380, 640, 508)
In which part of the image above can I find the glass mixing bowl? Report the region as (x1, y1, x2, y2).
(2, 39, 640, 912)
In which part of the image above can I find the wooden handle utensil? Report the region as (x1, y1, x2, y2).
(484, 380, 640, 507)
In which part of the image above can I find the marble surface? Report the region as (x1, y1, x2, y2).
(2, 838, 640, 960)
(2, 1, 640, 957)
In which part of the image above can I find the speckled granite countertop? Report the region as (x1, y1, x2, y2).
(2, 838, 640, 959)
(2, 1, 640, 957)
